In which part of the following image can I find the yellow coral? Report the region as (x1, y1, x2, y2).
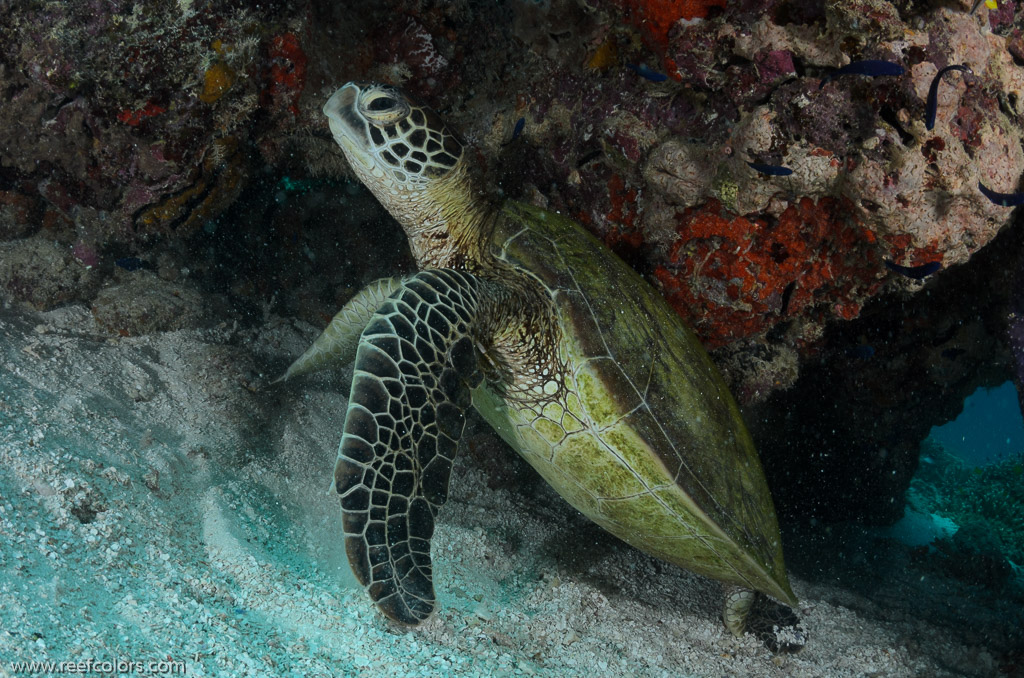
(200, 62, 234, 104)
(714, 177, 739, 211)
(587, 38, 617, 71)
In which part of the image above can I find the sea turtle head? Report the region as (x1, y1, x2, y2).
(323, 83, 484, 260)
(323, 82, 465, 187)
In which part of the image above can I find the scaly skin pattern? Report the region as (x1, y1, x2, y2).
(336, 269, 486, 624)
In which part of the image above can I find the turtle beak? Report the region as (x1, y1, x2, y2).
(324, 83, 372, 169)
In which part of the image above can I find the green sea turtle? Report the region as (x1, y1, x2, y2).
(280, 82, 801, 645)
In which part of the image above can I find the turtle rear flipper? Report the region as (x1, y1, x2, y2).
(336, 269, 484, 625)
(275, 276, 405, 383)
(724, 588, 807, 654)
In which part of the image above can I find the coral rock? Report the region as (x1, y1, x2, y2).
(638, 5, 1024, 350)
(0, 191, 40, 241)
(653, 197, 882, 347)
(0, 238, 99, 310)
(90, 270, 208, 337)
(0, 1, 306, 247)
(617, 0, 727, 55)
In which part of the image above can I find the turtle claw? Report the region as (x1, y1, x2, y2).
(723, 588, 807, 654)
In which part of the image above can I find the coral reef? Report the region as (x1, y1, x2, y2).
(615, 0, 727, 63)
(653, 196, 881, 348)
(0, 190, 39, 240)
(910, 438, 1023, 588)
(0, 1, 308, 251)
(935, 521, 1016, 591)
(489, 1, 1024, 367)
(2, 0, 1020, 354)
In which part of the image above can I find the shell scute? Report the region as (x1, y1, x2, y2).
(603, 408, 682, 484)
(550, 432, 647, 500)
(574, 360, 639, 428)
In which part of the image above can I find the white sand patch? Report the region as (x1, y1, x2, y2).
(0, 303, 1015, 677)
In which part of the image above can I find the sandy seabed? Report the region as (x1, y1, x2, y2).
(0, 303, 1019, 678)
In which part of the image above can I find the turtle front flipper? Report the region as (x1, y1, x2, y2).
(337, 269, 484, 625)
(275, 276, 405, 382)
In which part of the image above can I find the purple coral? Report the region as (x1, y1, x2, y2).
(71, 241, 99, 269)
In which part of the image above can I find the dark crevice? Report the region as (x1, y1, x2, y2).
(879, 105, 915, 146)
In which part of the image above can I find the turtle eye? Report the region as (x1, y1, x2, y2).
(360, 91, 410, 126)
(367, 96, 396, 111)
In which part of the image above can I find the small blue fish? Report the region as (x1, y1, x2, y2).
(978, 181, 1024, 207)
(503, 117, 525, 147)
(747, 161, 793, 176)
(115, 257, 148, 272)
(884, 259, 942, 279)
(925, 65, 972, 131)
(819, 60, 906, 89)
(626, 63, 668, 82)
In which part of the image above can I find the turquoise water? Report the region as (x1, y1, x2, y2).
(929, 381, 1024, 467)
